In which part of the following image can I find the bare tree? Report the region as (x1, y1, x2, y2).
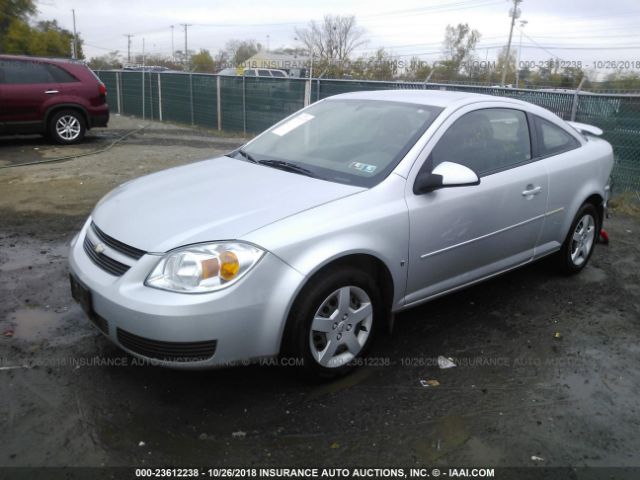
(295, 15, 366, 61)
(440, 23, 481, 79)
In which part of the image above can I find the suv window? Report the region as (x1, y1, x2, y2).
(244, 69, 256, 76)
(271, 70, 287, 77)
(534, 116, 580, 156)
(258, 69, 271, 77)
(0, 59, 55, 84)
(431, 108, 531, 175)
(45, 64, 77, 83)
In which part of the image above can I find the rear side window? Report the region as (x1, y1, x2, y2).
(258, 70, 271, 77)
(0, 59, 55, 84)
(271, 70, 287, 78)
(431, 108, 531, 175)
(534, 116, 581, 156)
(45, 64, 78, 82)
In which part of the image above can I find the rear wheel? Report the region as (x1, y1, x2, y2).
(557, 203, 599, 274)
(49, 109, 86, 144)
(282, 267, 383, 379)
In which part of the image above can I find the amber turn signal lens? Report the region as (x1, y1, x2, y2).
(219, 251, 240, 281)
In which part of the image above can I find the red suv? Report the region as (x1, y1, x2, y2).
(0, 55, 109, 144)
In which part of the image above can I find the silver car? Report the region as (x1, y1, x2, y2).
(69, 90, 614, 377)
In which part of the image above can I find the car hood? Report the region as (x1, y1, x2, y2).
(91, 156, 364, 253)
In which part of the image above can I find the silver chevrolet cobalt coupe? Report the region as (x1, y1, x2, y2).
(69, 90, 613, 377)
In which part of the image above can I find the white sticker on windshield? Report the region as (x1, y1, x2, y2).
(271, 113, 314, 136)
(349, 162, 378, 174)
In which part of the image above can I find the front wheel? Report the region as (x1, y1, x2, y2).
(282, 267, 383, 379)
(557, 203, 599, 274)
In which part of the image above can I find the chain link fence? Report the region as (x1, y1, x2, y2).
(96, 71, 640, 192)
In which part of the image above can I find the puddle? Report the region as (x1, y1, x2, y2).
(8, 308, 65, 341)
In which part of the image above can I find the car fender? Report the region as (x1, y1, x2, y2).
(242, 174, 410, 311)
(44, 102, 89, 127)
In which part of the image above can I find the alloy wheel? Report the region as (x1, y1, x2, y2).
(309, 285, 373, 368)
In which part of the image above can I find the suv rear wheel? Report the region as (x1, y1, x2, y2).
(49, 109, 86, 144)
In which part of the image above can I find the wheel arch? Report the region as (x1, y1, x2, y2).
(562, 183, 605, 241)
(278, 252, 396, 355)
(45, 104, 89, 131)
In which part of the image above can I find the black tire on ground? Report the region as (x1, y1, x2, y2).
(48, 109, 86, 145)
(282, 266, 384, 379)
(556, 202, 600, 275)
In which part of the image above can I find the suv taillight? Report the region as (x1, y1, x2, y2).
(98, 83, 107, 96)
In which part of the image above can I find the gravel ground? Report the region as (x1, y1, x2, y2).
(1, 116, 639, 471)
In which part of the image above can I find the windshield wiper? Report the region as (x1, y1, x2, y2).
(258, 159, 318, 178)
(235, 148, 257, 163)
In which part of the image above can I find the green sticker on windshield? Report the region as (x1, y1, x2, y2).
(349, 162, 377, 174)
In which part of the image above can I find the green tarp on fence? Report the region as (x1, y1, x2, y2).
(96, 71, 640, 191)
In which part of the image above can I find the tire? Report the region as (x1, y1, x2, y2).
(48, 109, 86, 145)
(557, 203, 599, 275)
(282, 266, 384, 379)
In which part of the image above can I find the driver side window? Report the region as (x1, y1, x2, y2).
(430, 108, 531, 176)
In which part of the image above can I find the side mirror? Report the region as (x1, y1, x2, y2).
(414, 161, 480, 194)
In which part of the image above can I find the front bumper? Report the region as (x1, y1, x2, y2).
(68, 219, 305, 369)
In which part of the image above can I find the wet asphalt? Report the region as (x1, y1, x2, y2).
(0, 117, 639, 473)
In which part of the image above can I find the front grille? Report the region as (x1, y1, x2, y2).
(83, 235, 130, 276)
(117, 328, 217, 362)
(91, 222, 146, 260)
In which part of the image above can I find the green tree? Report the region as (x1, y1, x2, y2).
(0, 0, 36, 51)
(191, 49, 215, 73)
(2, 14, 82, 58)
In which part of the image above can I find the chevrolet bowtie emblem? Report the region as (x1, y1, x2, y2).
(94, 243, 106, 254)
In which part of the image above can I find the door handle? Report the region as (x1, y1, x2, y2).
(522, 185, 542, 196)
(44, 90, 59, 94)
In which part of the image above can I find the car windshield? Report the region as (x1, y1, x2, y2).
(232, 99, 443, 187)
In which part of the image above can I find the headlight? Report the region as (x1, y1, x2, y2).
(145, 242, 265, 293)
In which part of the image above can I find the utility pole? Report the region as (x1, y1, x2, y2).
(515, 19, 528, 88)
(71, 9, 78, 59)
(170, 25, 175, 60)
(501, 0, 523, 87)
(180, 23, 192, 69)
(124, 34, 134, 64)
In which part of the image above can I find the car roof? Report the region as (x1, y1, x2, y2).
(0, 54, 86, 68)
(329, 89, 522, 108)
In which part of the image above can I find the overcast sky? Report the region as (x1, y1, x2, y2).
(37, 0, 640, 72)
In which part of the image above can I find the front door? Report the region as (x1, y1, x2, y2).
(405, 107, 548, 305)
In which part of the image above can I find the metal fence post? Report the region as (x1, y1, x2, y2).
(189, 73, 195, 125)
(142, 70, 146, 119)
(570, 77, 586, 121)
(158, 73, 163, 121)
(304, 80, 310, 107)
(116, 71, 121, 114)
(148, 73, 154, 120)
(316, 78, 320, 102)
(216, 75, 222, 131)
(242, 75, 247, 136)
